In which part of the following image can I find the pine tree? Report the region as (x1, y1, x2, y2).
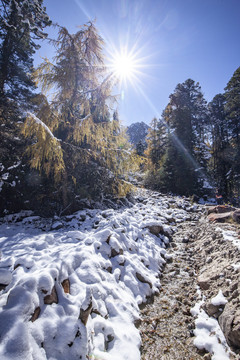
(144, 117, 167, 189)
(208, 94, 231, 198)
(0, 0, 52, 215)
(145, 117, 167, 169)
(224, 67, 240, 142)
(0, 0, 51, 114)
(158, 79, 209, 195)
(224, 67, 240, 203)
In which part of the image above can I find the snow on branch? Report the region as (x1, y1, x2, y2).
(27, 112, 61, 142)
(78, 113, 91, 126)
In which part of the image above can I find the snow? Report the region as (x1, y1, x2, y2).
(211, 290, 228, 306)
(217, 227, 240, 250)
(27, 112, 60, 141)
(0, 269, 12, 285)
(0, 192, 224, 359)
(231, 263, 240, 271)
(1, 173, 9, 180)
(7, 161, 21, 170)
(191, 289, 231, 360)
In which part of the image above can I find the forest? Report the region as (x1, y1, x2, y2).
(0, 0, 240, 216)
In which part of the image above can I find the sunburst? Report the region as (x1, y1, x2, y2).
(107, 46, 144, 87)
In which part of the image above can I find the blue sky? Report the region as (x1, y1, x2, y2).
(37, 0, 240, 126)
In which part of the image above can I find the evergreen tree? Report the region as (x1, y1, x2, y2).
(208, 94, 231, 198)
(136, 140, 145, 156)
(144, 117, 167, 189)
(158, 79, 209, 195)
(145, 117, 167, 169)
(224, 67, 240, 142)
(224, 67, 240, 202)
(0, 0, 51, 113)
(0, 0, 52, 215)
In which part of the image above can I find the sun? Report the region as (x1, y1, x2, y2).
(109, 48, 139, 83)
(112, 53, 136, 79)
(106, 44, 148, 96)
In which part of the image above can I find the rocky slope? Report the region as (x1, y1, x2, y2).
(140, 204, 240, 359)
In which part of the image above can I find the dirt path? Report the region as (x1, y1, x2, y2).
(139, 219, 203, 360)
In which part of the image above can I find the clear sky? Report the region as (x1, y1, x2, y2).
(36, 0, 240, 126)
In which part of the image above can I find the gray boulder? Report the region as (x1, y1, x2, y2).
(219, 303, 240, 350)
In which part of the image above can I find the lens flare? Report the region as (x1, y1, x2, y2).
(111, 52, 136, 80)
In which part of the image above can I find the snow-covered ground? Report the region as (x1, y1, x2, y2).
(0, 192, 195, 360)
(191, 289, 231, 360)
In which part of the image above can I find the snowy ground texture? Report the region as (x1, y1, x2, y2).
(0, 191, 234, 360)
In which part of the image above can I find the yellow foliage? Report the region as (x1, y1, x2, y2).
(22, 113, 65, 182)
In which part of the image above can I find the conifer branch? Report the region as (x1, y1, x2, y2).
(26, 112, 61, 142)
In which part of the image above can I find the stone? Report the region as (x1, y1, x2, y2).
(44, 286, 58, 305)
(207, 205, 236, 215)
(62, 279, 70, 294)
(110, 247, 123, 257)
(51, 221, 63, 230)
(216, 205, 236, 213)
(207, 211, 233, 223)
(147, 225, 163, 236)
(206, 256, 212, 264)
(106, 266, 112, 273)
(30, 306, 41, 322)
(197, 274, 211, 290)
(79, 301, 92, 326)
(232, 210, 240, 223)
(204, 302, 223, 318)
(219, 304, 240, 350)
(206, 206, 216, 215)
(136, 272, 152, 288)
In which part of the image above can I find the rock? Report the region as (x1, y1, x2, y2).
(136, 272, 152, 288)
(79, 301, 92, 326)
(232, 210, 240, 223)
(207, 211, 233, 223)
(204, 302, 223, 318)
(206, 256, 212, 264)
(197, 274, 211, 290)
(51, 221, 63, 230)
(230, 289, 239, 301)
(44, 286, 58, 305)
(62, 279, 70, 294)
(30, 306, 41, 322)
(106, 266, 112, 273)
(79, 288, 93, 326)
(207, 205, 236, 214)
(110, 247, 123, 257)
(147, 225, 163, 236)
(219, 304, 240, 350)
(207, 207, 240, 224)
